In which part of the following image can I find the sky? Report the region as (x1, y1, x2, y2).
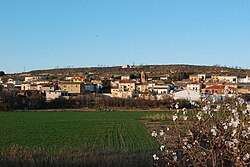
(0, 0, 250, 73)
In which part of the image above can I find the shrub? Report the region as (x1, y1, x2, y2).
(151, 96, 250, 166)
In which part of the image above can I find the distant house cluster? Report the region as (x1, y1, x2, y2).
(1, 69, 250, 102)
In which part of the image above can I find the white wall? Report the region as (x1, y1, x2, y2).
(173, 90, 200, 101)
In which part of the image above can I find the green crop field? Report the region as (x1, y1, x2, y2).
(0, 112, 160, 153)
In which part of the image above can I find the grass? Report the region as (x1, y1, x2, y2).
(0, 111, 166, 166)
(0, 111, 160, 152)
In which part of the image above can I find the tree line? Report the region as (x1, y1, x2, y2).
(0, 89, 194, 111)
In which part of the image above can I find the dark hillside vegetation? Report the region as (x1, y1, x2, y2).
(5, 64, 249, 81)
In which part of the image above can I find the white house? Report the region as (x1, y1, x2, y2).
(238, 78, 250, 83)
(110, 80, 136, 98)
(160, 75, 169, 80)
(119, 80, 136, 91)
(25, 77, 34, 82)
(187, 83, 202, 92)
(34, 81, 50, 85)
(45, 91, 68, 101)
(65, 76, 73, 81)
(152, 84, 169, 94)
(173, 89, 200, 101)
(238, 72, 250, 83)
(212, 75, 237, 83)
(25, 76, 39, 82)
(219, 76, 237, 83)
(122, 65, 130, 68)
(121, 75, 130, 80)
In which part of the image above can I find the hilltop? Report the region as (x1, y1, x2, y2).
(6, 64, 249, 80)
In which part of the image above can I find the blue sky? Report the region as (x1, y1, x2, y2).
(0, 0, 250, 73)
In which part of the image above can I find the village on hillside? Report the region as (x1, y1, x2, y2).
(0, 66, 250, 108)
